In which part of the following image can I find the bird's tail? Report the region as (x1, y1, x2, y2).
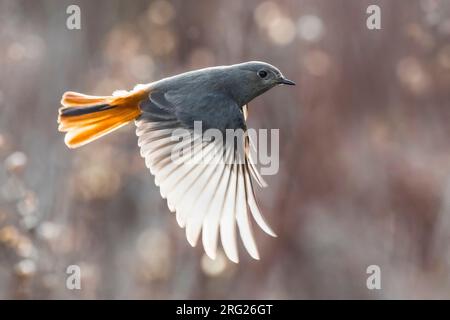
(58, 88, 149, 148)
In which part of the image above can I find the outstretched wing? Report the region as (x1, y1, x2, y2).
(135, 91, 276, 263)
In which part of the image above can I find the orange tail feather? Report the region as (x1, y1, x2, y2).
(58, 88, 148, 148)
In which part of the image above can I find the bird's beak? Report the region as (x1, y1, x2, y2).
(279, 77, 296, 85)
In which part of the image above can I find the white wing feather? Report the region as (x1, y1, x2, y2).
(135, 114, 275, 262)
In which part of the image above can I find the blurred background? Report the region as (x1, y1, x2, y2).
(1, 0, 450, 299)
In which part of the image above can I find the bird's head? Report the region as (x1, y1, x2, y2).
(224, 61, 295, 106)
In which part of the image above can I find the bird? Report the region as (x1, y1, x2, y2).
(57, 61, 295, 263)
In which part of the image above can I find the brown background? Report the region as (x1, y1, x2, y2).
(1, 0, 450, 299)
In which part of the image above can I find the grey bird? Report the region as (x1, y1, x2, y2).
(58, 61, 295, 263)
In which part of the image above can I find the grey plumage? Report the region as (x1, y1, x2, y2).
(140, 61, 293, 131)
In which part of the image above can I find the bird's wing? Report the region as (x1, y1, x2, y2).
(135, 91, 275, 263)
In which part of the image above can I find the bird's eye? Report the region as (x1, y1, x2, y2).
(258, 70, 268, 78)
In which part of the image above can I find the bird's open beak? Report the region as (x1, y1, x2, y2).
(279, 77, 296, 85)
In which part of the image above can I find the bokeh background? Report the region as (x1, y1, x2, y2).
(1, 0, 450, 299)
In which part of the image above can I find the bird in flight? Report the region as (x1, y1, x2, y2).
(58, 61, 295, 263)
